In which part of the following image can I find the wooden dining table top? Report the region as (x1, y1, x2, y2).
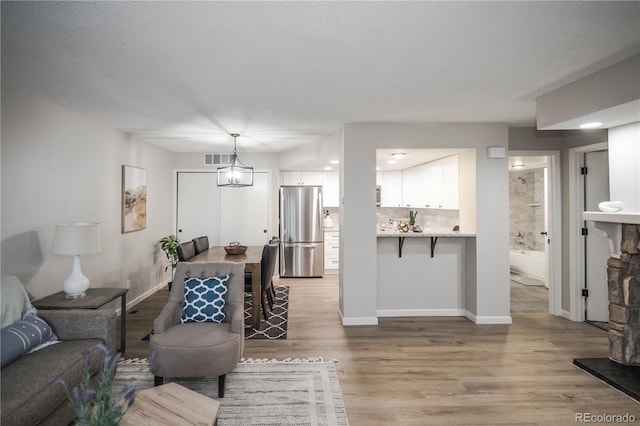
(191, 245, 263, 264)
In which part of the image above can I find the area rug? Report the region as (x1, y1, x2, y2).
(114, 358, 348, 425)
(244, 285, 289, 339)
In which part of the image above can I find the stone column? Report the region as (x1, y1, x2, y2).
(608, 224, 640, 365)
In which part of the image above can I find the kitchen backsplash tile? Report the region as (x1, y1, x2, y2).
(376, 207, 459, 232)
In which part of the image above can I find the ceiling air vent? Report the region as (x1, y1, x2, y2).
(204, 153, 232, 166)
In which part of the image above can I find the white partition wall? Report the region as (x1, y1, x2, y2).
(340, 123, 511, 325)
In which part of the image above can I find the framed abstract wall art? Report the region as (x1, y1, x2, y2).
(121, 165, 147, 233)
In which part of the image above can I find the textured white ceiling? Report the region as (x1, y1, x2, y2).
(2, 1, 639, 153)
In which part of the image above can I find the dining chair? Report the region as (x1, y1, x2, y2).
(192, 235, 209, 255)
(245, 240, 279, 321)
(150, 261, 245, 398)
(176, 241, 196, 261)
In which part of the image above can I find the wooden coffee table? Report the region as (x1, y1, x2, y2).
(121, 382, 220, 425)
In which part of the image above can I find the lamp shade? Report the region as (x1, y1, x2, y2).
(52, 222, 101, 256)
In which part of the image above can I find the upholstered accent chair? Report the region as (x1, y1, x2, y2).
(149, 261, 245, 397)
(192, 236, 209, 255)
(245, 240, 279, 321)
(176, 240, 196, 261)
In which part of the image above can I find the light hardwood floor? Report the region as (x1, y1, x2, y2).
(120, 276, 640, 425)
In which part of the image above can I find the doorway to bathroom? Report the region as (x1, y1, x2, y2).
(508, 152, 561, 315)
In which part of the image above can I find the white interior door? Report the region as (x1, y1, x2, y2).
(176, 172, 220, 244)
(219, 171, 271, 246)
(584, 150, 610, 323)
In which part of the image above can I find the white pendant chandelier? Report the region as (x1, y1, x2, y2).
(217, 133, 254, 187)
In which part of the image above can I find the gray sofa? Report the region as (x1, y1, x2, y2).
(1, 308, 116, 426)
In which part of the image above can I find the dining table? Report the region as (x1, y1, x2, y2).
(189, 245, 263, 330)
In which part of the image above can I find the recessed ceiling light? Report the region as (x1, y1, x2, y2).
(580, 122, 603, 129)
(391, 153, 405, 159)
(324, 166, 332, 171)
(330, 160, 339, 165)
(387, 160, 397, 164)
(376, 166, 381, 171)
(511, 163, 525, 170)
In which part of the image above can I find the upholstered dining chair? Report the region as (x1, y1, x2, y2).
(245, 240, 279, 321)
(192, 235, 209, 255)
(149, 261, 245, 398)
(176, 240, 196, 261)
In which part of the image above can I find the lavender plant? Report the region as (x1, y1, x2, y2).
(56, 343, 136, 426)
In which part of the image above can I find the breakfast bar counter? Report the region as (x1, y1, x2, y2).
(377, 230, 475, 257)
(376, 230, 476, 318)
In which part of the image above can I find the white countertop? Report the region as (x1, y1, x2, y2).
(582, 211, 640, 225)
(377, 231, 475, 238)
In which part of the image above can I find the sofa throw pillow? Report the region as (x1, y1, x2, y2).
(181, 275, 230, 324)
(1, 312, 58, 368)
(1, 275, 37, 328)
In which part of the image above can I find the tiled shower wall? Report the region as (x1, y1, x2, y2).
(509, 169, 545, 251)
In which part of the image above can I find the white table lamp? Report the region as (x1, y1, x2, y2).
(52, 222, 101, 298)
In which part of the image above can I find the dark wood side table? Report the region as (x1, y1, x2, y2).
(33, 288, 128, 353)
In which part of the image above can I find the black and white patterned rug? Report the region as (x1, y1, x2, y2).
(244, 285, 289, 339)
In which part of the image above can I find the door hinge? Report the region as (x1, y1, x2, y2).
(582, 288, 589, 297)
(581, 227, 589, 236)
(580, 167, 588, 175)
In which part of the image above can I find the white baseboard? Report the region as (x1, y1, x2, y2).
(377, 308, 465, 317)
(465, 311, 512, 324)
(342, 316, 379, 326)
(115, 279, 170, 316)
(561, 310, 573, 321)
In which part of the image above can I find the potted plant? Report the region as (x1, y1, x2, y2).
(159, 234, 179, 288)
(409, 210, 418, 228)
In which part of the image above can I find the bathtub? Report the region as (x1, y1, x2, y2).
(510, 249, 545, 281)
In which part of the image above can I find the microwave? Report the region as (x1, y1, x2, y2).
(376, 185, 381, 206)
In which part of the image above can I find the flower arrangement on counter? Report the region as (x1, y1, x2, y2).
(55, 343, 136, 426)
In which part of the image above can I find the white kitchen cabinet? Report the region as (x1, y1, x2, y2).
(424, 161, 443, 208)
(379, 171, 402, 207)
(399, 155, 458, 209)
(441, 155, 459, 209)
(281, 171, 323, 185)
(322, 172, 339, 207)
(324, 230, 340, 273)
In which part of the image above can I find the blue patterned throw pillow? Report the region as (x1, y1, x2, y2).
(181, 275, 230, 323)
(1, 313, 58, 368)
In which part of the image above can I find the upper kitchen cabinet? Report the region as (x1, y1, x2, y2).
(376, 171, 402, 207)
(440, 155, 459, 209)
(398, 155, 459, 209)
(282, 171, 324, 185)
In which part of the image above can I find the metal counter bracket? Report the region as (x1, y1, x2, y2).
(397, 236, 439, 258)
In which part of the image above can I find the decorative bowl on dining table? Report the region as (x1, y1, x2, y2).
(224, 244, 248, 255)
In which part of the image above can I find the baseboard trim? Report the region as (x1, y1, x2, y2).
(561, 309, 573, 321)
(342, 316, 379, 326)
(115, 279, 170, 316)
(465, 311, 512, 325)
(377, 308, 465, 317)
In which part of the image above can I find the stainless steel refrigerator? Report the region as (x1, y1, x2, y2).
(279, 186, 324, 277)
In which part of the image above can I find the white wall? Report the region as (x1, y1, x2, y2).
(341, 123, 511, 325)
(608, 122, 640, 212)
(1, 87, 174, 303)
